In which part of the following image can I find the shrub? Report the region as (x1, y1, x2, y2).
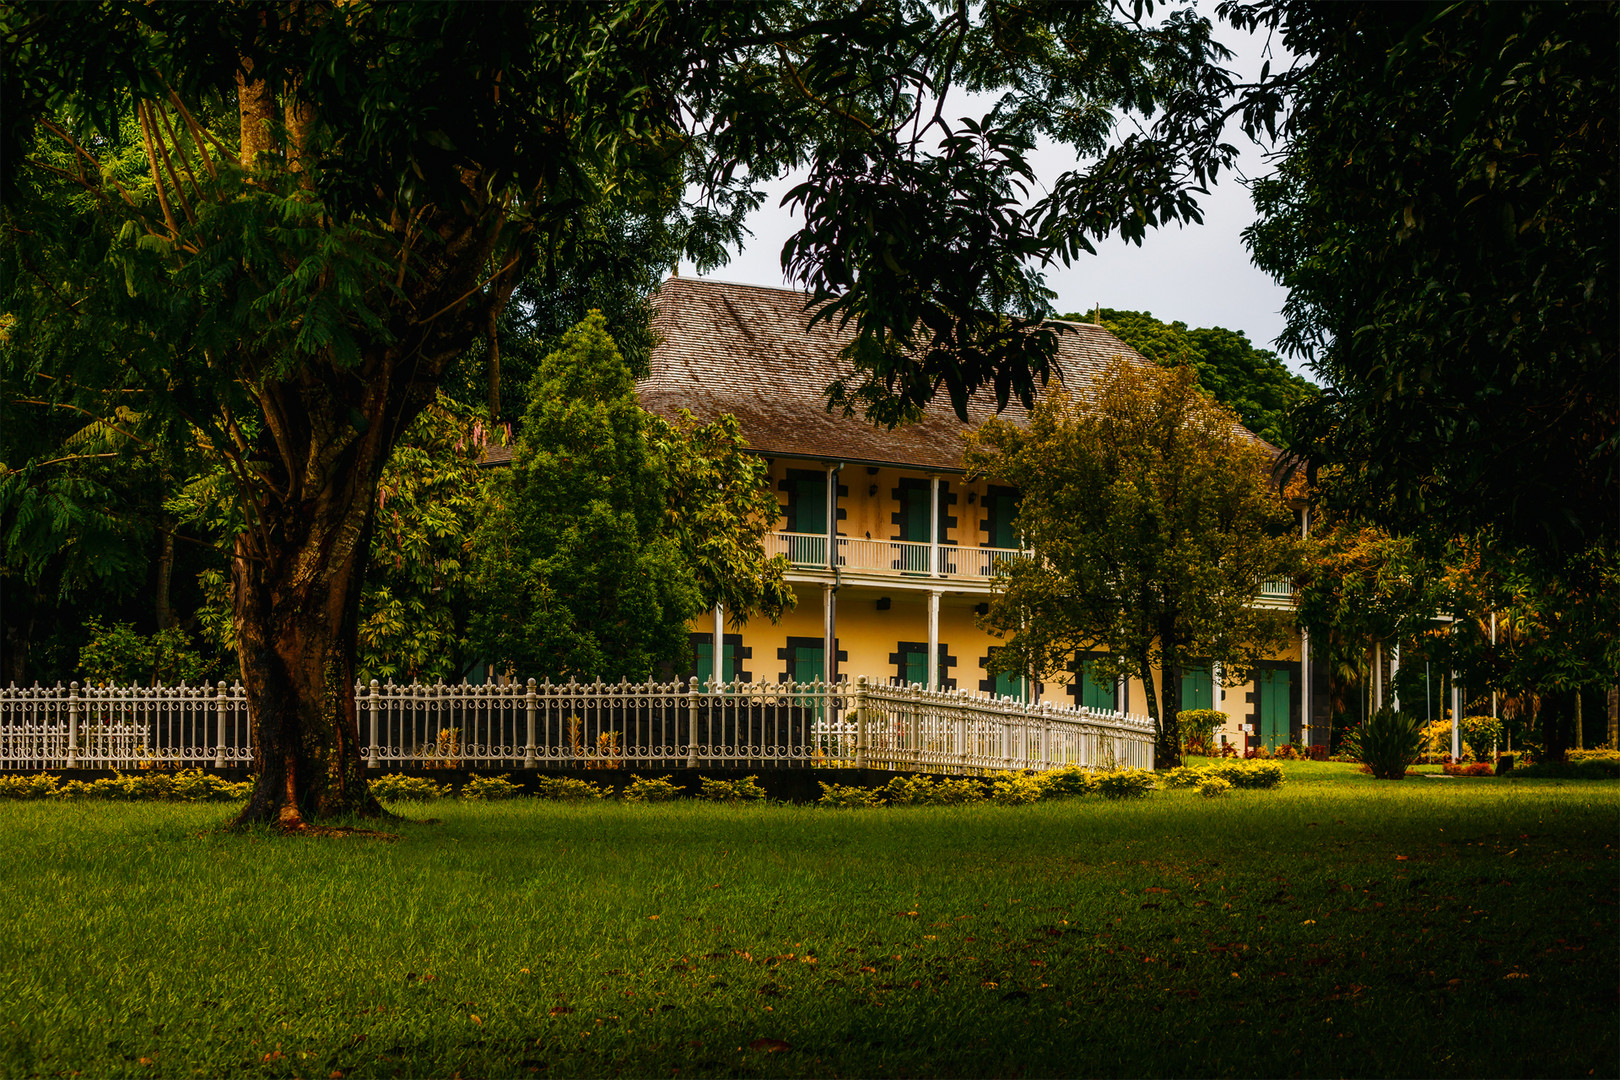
(0, 774, 61, 800)
(1176, 709, 1225, 755)
(1037, 766, 1097, 798)
(1418, 718, 1455, 763)
(881, 775, 938, 805)
(1513, 757, 1620, 780)
(1096, 768, 1156, 799)
(1198, 776, 1232, 798)
(1273, 743, 1300, 761)
(1205, 761, 1285, 789)
(987, 771, 1045, 805)
(698, 776, 765, 802)
(460, 774, 523, 800)
(29, 770, 254, 802)
(817, 782, 884, 808)
(925, 777, 988, 805)
(1159, 765, 1209, 790)
(1243, 744, 1272, 760)
(1359, 707, 1424, 780)
(370, 774, 451, 802)
(1442, 761, 1494, 777)
(622, 775, 683, 803)
(1460, 716, 1504, 762)
(534, 776, 611, 801)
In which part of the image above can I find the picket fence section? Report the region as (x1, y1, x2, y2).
(0, 676, 1155, 774)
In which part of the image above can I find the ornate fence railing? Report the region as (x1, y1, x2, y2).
(0, 677, 1155, 773)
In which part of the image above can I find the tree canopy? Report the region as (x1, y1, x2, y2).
(967, 359, 1301, 767)
(1228, 0, 1616, 560)
(1065, 307, 1317, 447)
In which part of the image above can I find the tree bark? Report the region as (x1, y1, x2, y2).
(1540, 687, 1570, 766)
(227, 406, 388, 830)
(1155, 617, 1183, 768)
(154, 517, 176, 631)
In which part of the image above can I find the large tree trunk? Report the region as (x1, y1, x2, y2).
(228, 421, 387, 830)
(1154, 618, 1183, 768)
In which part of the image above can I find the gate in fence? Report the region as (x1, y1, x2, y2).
(1, 676, 1155, 773)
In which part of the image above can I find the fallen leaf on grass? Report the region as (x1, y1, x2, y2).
(1145, 887, 1171, 894)
(748, 1038, 790, 1053)
(1503, 972, 1530, 980)
(549, 1007, 574, 1016)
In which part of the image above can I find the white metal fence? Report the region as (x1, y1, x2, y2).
(0, 676, 1155, 773)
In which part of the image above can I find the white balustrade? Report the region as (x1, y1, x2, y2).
(1, 676, 1155, 774)
(767, 532, 1028, 581)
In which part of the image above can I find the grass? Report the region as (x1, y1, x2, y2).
(0, 761, 1614, 1079)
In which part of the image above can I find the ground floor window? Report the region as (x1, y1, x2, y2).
(889, 642, 955, 690)
(689, 634, 749, 684)
(1071, 653, 1118, 712)
(978, 646, 1029, 702)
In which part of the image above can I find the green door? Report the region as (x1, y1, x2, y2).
(901, 647, 929, 688)
(1258, 668, 1292, 749)
(1180, 662, 1212, 712)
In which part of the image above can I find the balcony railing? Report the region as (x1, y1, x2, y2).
(1259, 578, 1295, 599)
(768, 532, 1029, 581)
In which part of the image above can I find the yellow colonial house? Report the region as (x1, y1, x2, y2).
(640, 277, 1318, 753)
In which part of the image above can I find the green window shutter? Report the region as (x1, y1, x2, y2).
(792, 645, 825, 683)
(1080, 659, 1117, 711)
(791, 478, 826, 535)
(902, 487, 930, 542)
(692, 640, 713, 682)
(722, 642, 740, 683)
(903, 648, 929, 688)
(1180, 662, 1212, 712)
(994, 669, 1026, 703)
(992, 493, 1019, 549)
(1260, 669, 1292, 749)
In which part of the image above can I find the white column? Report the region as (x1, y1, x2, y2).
(1450, 671, 1461, 760)
(929, 475, 941, 578)
(712, 603, 725, 686)
(1391, 644, 1401, 712)
(1300, 630, 1311, 746)
(1489, 612, 1498, 722)
(822, 584, 836, 684)
(1372, 642, 1383, 711)
(927, 590, 941, 690)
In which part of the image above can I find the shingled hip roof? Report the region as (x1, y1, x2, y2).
(638, 276, 1157, 472)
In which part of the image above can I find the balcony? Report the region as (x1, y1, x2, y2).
(768, 531, 1028, 582)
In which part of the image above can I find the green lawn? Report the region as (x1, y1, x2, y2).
(1, 762, 1614, 1079)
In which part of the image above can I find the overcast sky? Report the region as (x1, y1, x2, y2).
(678, 17, 1310, 377)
